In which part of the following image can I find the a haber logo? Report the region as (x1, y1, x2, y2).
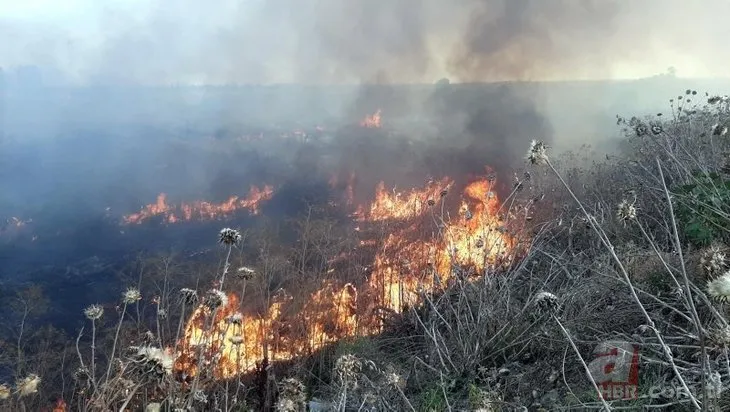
(587, 340, 640, 400)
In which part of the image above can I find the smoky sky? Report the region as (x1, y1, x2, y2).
(3, 0, 730, 224)
(1, 0, 728, 84)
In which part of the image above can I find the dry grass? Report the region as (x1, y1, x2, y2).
(2, 90, 730, 411)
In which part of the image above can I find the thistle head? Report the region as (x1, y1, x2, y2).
(219, 228, 242, 246)
(83, 304, 104, 321)
(700, 244, 727, 278)
(122, 287, 142, 305)
(236, 266, 256, 280)
(15, 374, 40, 397)
(179, 288, 199, 305)
(0, 384, 10, 400)
(707, 272, 730, 302)
(204, 289, 228, 310)
(533, 291, 560, 315)
(526, 140, 549, 165)
(616, 199, 637, 223)
(712, 123, 728, 136)
(227, 313, 244, 325)
(334, 354, 362, 384)
(130, 346, 174, 381)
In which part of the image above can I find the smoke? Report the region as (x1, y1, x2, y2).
(2, 0, 729, 84)
(1, 0, 729, 231)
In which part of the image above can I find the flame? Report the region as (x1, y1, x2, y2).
(357, 178, 451, 222)
(174, 282, 359, 379)
(359, 109, 382, 128)
(51, 399, 68, 412)
(174, 174, 515, 381)
(122, 185, 274, 225)
(362, 177, 512, 313)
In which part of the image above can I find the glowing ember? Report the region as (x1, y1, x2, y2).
(359, 109, 382, 128)
(122, 185, 274, 225)
(173, 174, 514, 381)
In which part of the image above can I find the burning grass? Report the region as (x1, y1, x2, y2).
(5, 91, 730, 411)
(123, 185, 274, 225)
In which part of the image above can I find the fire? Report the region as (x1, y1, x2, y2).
(359, 109, 382, 128)
(122, 185, 274, 225)
(174, 282, 359, 379)
(357, 178, 451, 222)
(173, 174, 515, 381)
(362, 177, 512, 313)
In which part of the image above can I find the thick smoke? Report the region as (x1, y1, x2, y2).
(1, 0, 728, 227)
(2, 0, 728, 84)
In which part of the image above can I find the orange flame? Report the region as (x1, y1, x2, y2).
(174, 175, 514, 381)
(174, 282, 359, 379)
(122, 185, 274, 225)
(359, 109, 382, 128)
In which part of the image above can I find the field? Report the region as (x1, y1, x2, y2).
(1, 80, 730, 410)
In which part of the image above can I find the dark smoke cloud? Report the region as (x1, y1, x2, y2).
(2, 0, 729, 234)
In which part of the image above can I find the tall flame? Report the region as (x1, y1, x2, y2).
(123, 185, 274, 225)
(173, 175, 514, 381)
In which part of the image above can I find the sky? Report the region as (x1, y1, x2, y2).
(0, 0, 728, 85)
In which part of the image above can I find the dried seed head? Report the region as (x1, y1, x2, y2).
(707, 272, 730, 302)
(526, 140, 549, 165)
(15, 374, 40, 397)
(712, 123, 728, 136)
(383, 365, 406, 390)
(700, 244, 727, 278)
(123, 287, 142, 304)
(83, 304, 104, 321)
(73, 366, 90, 381)
(227, 313, 244, 325)
(0, 384, 10, 400)
(236, 266, 256, 280)
(533, 291, 560, 315)
(219, 228, 242, 245)
(334, 354, 362, 384)
(131, 346, 174, 380)
(179, 288, 199, 305)
(204, 289, 228, 310)
(142, 330, 155, 344)
(617, 199, 637, 223)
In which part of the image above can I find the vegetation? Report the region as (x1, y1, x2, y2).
(2, 90, 730, 411)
